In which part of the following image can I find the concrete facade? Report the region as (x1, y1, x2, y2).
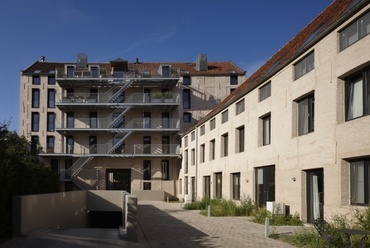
(179, 0, 370, 223)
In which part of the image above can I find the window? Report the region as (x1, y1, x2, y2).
(143, 112, 151, 128)
(66, 136, 74, 154)
(31, 112, 39, 132)
(183, 76, 191, 85)
(31, 136, 39, 154)
(48, 89, 55, 108)
(191, 148, 195, 165)
(191, 131, 195, 141)
(162, 136, 170, 154)
(66, 66, 75, 78)
(183, 112, 192, 122)
(66, 112, 74, 128)
(261, 114, 271, 146)
(297, 94, 315, 135)
(179, 179, 182, 195)
(255, 165, 275, 206)
(90, 112, 98, 128)
(184, 136, 188, 147)
(215, 172, 222, 198)
(184, 150, 188, 174)
(221, 133, 228, 157)
(340, 11, 370, 51)
(46, 136, 54, 153)
(200, 144, 205, 163)
(185, 176, 188, 194)
(236, 99, 245, 115)
(91, 66, 99, 78)
(183, 89, 191, 109)
(259, 82, 271, 101)
(89, 136, 97, 154)
(232, 173, 241, 200)
(210, 118, 216, 130)
(32, 75, 40, 85)
(221, 110, 228, 124)
(200, 125, 205, 136)
(113, 68, 124, 78)
(346, 67, 370, 120)
(143, 160, 151, 180)
(48, 75, 55, 85)
(143, 136, 151, 154)
(32, 89, 40, 108)
(209, 139, 215, 161)
(350, 159, 370, 205)
(162, 112, 169, 129)
(204, 176, 211, 199)
(230, 75, 238, 85)
(162, 160, 169, 180)
(47, 112, 55, 132)
(294, 51, 314, 80)
(236, 126, 245, 153)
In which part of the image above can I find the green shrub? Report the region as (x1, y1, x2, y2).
(354, 206, 370, 231)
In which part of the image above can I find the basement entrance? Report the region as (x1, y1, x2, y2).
(106, 169, 131, 192)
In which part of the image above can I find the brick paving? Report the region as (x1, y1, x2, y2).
(0, 201, 310, 247)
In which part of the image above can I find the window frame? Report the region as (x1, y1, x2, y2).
(261, 114, 271, 146)
(297, 93, 315, 135)
(294, 51, 315, 80)
(48, 89, 55, 108)
(259, 82, 271, 102)
(183, 112, 192, 122)
(210, 118, 216, 130)
(236, 125, 245, 153)
(209, 139, 215, 161)
(161, 160, 169, 180)
(236, 99, 245, 115)
(32, 89, 40, 108)
(200, 144, 205, 163)
(221, 110, 229, 124)
(350, 159, 370, 205)
(221, 133, 228, 157)
(232, 173, 241, 200)
(340, 10, 370, 51)
(200, 125, 205, 136)
(183, 89, 191, 109)
(31, 112, 39, 132)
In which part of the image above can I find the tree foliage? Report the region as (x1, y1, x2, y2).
(0, 121, 60, 238)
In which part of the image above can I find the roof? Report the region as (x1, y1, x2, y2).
(21, 60, 245, 77)
(183, 0, 368, 135)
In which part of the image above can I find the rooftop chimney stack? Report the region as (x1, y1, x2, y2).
(40, 56, 45, 62)
(196, 54, 208, 71)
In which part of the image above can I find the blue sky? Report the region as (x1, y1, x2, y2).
(0, 0, 332, 132)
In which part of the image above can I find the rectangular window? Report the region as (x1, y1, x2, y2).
(209, 139, 215, 161)
(162, 136, 170, 154)
(340, 11, 370, 51)
(259, 82, 271, 101)
(184, 136, 188, 147)
(32, 89, 40, 108)
(183, 76, 191, 85)
(48, 75, 55, 85)
(255, 165, 275, 206)
(298, 94, 315, 135)
(204, 176, 211, 198)
(210, 118, 216, 130)
(183, 112, 192, 122)
(215, 172, 222, 199)
(183, 89, 191, 109)
(262, 114, 271, 146)
(48, 89, 55, 108)
(66, 112, 74, 128)
(232, 173, 241, 200)
(345, 67, 370, 120)
(31, 112, 39, 132)
(185, 176, 188, 194)
(32, 75, 40, 85)
(200, 125, 205, 136)
(66, 136, 74, 154)
(91, 66, 99, 78)
(90, 112, 98, 128)
(221, 133, 228, 157)
(350, 159, 370, 205)
(200, 144, 205, 163)
(46, 136, 55, 153)
(236, 126, 245, 153)
(184, 150, 188, 174)
(143, 112, 151, 128)
(47, 112, 55, 132)
(236, 99, 245, 115)
(143, 136, 151, 154)
(161, 160, 169, 180)
(66, 66, 75, 78)
(221, 110, 228, 124)
(294, 51, 314, 80)
(230, 75, 238, 85)
(191, 148, 195, 165)
(143, 160, 151, 180)
(191, 131, 195, 141)
(179, 179, 182, 195)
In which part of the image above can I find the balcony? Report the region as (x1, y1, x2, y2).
(55, 118, 180, 132)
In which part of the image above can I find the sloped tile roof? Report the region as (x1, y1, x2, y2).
(186, 0, 367, 133)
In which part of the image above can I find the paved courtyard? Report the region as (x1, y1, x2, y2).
(0, 201, 309, 247)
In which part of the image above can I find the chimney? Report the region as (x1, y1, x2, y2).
(40, 56, 45, 62)
(196, 54, 207, 71)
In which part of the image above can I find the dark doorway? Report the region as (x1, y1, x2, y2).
(88, 211, 122, 228)
(106, 169, 131, 192)
(255, 165, 275, 207)
(306, 169, 324, 223)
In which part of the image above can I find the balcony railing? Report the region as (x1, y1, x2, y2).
(55, 118, 180, 130)
(56, 92, 180, 104)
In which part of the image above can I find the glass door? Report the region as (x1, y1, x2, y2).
(306, 169, 324, 223)
(255, 165, 275, 207)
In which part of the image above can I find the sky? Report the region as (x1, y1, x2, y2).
(0, 0, 333, 132)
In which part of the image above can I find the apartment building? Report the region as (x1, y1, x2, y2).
(179, 0, 370, 223)
(19, 54, 245, 199)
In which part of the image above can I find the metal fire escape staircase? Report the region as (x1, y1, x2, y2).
(108, 107, 132, 128)
(107, 132, 132, 154)
(108, 80, 132, 103)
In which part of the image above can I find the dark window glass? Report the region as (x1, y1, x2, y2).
(32, 89, 40, 108)
(48, 76, 55, 85)
(183, 89, 191, 109)
(31, 112, 39, 131)
(48, 89, 55, 108)
(298, 94, 315, 135)
(32, 75, 40, 85)
(47, 112, 55, 131)
(143, 160, 151, 180)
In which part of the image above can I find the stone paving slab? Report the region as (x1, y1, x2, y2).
(0, 201, 310, 247)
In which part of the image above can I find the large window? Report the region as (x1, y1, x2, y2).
(221, 133, 228, 157)
(236, 125, 245, 153)
(297, 93, 315, 135)
(236, 99, 245, 115)
(221, 110, 228, 124)
(48, 89, 55, 108)
(204, 176, 211, 199)
(209, 139, 215, 161)
(31, 112, 39, 132)
(346, 67, 370, 120)
(340, 11, 370, 51)
(32, 89, 40, 108)
(191, 148, 195, 165)
(294, 51, 314, 80)
(47, 112, 55, 132)
(200, 144, 205, 163)
(183, 89, 191, 109)
(259, 82, 271, 101)
(350, 159, 370, 205)
(232, 173, 241, 200)
(261, 114, 271, 146)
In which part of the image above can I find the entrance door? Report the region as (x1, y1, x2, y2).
(306, 169, 324, 223)
(106, 169, 131, 192)
(255, 165, 275, 207)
